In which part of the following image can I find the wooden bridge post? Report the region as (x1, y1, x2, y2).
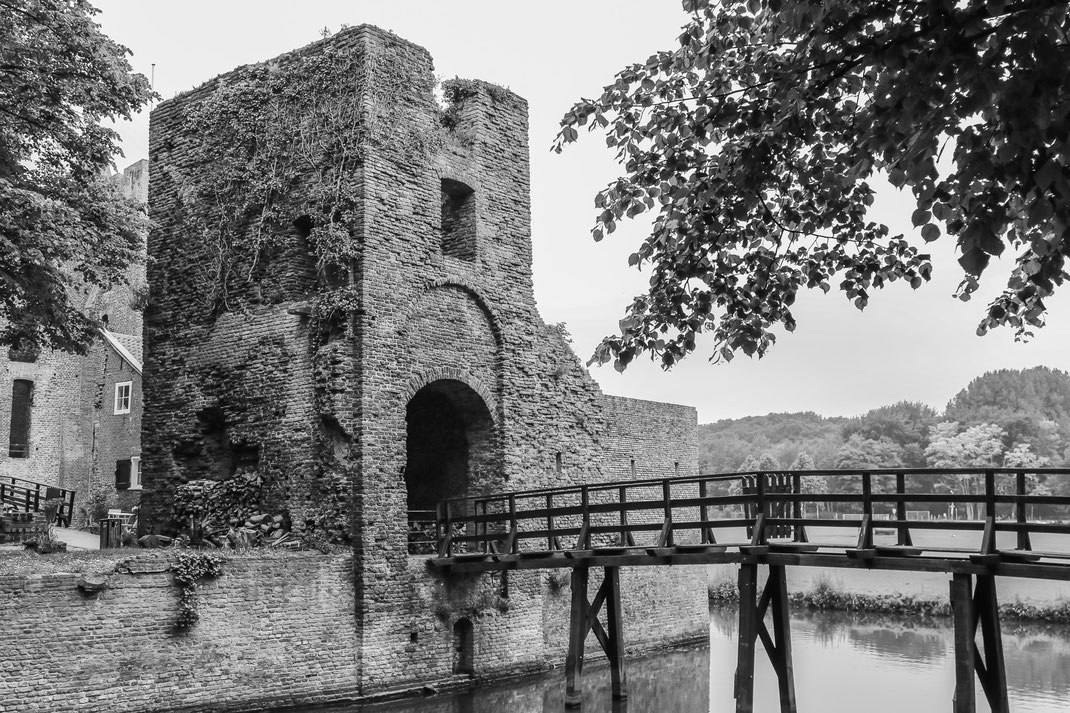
(565, 566, 590, 708)
(605, 566, 627, 701)
(950, 573, 976, 713)
(734, 562, 758, 713)
(565, 566, 627, 708)
(735, 563, 796, 713)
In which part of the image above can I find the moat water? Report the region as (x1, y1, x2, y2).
(298, 606, 1070, 712)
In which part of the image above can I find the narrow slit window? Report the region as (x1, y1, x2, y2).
(8, 379, 32, 458)
(440, 178, 476, 261)
(114, 381, 132, 414)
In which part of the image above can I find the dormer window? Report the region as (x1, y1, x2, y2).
(440, 178, 476, 261)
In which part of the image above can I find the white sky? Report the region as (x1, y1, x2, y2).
(93, 1, 1070, 424)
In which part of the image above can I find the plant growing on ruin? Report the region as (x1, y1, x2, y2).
(170, 551, 225, 630)
(173, 36, 442, 316)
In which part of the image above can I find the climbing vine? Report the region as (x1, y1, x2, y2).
(174, 38, 444, 316)
(170, 551, 225, 630)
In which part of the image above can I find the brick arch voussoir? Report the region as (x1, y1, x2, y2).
(402, 368, 498, 425)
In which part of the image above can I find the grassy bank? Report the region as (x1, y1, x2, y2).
(708, 576, 1070, 625)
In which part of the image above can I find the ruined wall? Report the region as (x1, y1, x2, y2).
(0, 553, 709, 713)
(602, 395, 699, 481)
(143, 24, 700, 695)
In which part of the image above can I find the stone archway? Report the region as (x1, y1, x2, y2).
(404, 379, 496, 551)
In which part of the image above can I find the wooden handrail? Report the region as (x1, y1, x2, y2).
(430, 468, 1070, 562)
(0, 476, 75, 527)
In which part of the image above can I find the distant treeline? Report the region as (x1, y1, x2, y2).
(698, 367, 1070, 509)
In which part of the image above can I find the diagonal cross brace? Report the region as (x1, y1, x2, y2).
(565, 566, 627, 708)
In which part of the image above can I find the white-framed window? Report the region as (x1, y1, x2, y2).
(130, 455, 142, 490)
(114, 381, 132, 414)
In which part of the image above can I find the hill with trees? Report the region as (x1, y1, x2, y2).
(698, 367, 1070, 475)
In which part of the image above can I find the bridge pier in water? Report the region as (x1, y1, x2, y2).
(565, 566, 627, 708)
(950, 573, 1009, 713)
(734, 563, 796, 713)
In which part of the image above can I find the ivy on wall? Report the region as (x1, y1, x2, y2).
(173, 40, 443, 318)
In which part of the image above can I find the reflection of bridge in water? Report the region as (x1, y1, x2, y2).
(425, 468, 1070, 713)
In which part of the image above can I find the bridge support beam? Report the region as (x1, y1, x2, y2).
(950, 573, 1008, 713)
(565, 566, 627, 708)
(734, 563, 796, 713)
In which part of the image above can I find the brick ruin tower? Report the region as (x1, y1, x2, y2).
(143, 25, 701, 688)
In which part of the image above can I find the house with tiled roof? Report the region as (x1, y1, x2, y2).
(0, 161, 146, 525)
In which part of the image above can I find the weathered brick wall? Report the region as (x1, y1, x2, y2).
(0, 553, 709, 713)
(142, 23, 701, 696)
(0, 553, 360, 713)
(0, 348, 93, 495)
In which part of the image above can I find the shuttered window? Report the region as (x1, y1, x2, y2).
(115, 459, 132, 490)
(8, 379, 32, 458)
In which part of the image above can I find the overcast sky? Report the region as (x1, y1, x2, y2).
(93, 1, 1070, 424)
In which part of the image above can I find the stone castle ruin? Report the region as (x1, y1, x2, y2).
(143, 25, 701, 687)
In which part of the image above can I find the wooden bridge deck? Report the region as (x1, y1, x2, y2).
(423, 468, 1070, 712)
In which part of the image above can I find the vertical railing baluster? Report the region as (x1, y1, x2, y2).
(547, 493, 555, 551)
(580, 486, 590, 549)
(618, 485, 628, 547)
(435, 501, 444, 547)
(895, 472, 912, 547)
(508, 494, 518, 554)
(662, 479, 673, 547)
(1016, 471, 1031, 551)
(443, 500, 453, 556)
(985, 469, 996, 520)
(862, 473, 872, 518)
(700, 479, 709, 544)
(755, 472, 766, 516)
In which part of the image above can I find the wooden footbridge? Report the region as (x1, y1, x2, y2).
(423, 468, 1070, 713)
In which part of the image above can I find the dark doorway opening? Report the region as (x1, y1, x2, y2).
(453, 618, 474, 675)
(404, 379, 494, 553)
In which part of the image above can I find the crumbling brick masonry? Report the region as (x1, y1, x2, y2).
(142, 24, 701, 697)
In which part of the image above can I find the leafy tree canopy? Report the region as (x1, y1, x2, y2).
(842, 400, 939, 467)
(555, 0, 1070, 369)
(834, 434, 905, 469)
(924, 421, 1006, 467)
(944, 366, 1070, 458)
(0, 0, 153, 352)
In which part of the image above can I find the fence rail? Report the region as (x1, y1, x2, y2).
(425, 468, 1070, 575)
(0, 476, 75, 527)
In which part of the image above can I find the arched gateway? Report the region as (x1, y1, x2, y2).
(404, 379, 498, 551)
(404, 378, 495, 509)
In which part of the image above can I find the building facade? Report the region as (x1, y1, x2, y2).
(0, 160, 147, 523)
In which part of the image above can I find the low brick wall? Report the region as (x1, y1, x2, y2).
(0, 552, 710, 712)
(1, 552, 360, 713)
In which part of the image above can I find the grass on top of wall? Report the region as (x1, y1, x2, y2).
(0, 546, 340, 577)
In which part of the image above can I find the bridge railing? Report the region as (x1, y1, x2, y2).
(429, 468, 1070, 561)
(0, 476, 75, 527)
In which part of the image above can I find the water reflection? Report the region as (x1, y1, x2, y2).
(294, 608, 1070, 713)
